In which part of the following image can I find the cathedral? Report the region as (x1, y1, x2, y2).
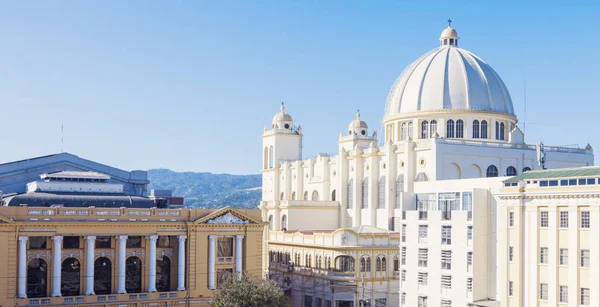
(260, 22, 594, 307)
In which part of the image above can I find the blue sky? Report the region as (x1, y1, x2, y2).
(0, 1, 598, 174)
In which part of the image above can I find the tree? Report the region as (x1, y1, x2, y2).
(211, 274, 287, 307)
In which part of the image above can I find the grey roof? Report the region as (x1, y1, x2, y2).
(504, 166, 600, 183)
(2, 192, 161, 208)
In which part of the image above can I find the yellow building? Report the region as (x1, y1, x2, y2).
(0, 205, 265, 307)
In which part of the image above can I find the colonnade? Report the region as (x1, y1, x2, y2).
(207, 234, 245, 289)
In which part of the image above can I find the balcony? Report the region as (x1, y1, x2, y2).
(18, 291, 186, 306)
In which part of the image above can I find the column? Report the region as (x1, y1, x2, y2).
(208, 235, 216, 289)
(177, 235, 187, 291)
(147, 235, 158, 292)
(51, 236, 63, 297)
(18, 236, 28, 298)
(85, 236, 96, 295)
(235, 235, 245, 278)
(117, 235, 128, 294)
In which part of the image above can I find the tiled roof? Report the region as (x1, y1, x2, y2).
(504, 166, 600, 183)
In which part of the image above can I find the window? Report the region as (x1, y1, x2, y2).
(330, 190, 335, 201)
(509, 246, 514, 262)
(127, 236, 142, 248)
(540, 283, 548, 300)
(417, 272, 428, 285)
(218, 237, 234, 259)
(456, 119, 464, 138)
(430, 120, 437, 137)
(540, 211, 549, 227)
(375, 298, 387, 307)
(509, 211, 515, 227)
(378, 177, 386, 208)
(581, 287, 590, 306)
(581, 211, 590, 228)
(418, 225, 428, 243)
(335, 256, 354, 272)
(366, 257, 371, 271)
(540, 247, 548, 264)
(441, 275, 452, 289)
(281, 215, 287, 230)
(417, 296, 427, 307)
(467, 226, 473, 240)
(401, 270, 406, 281)
(559, 248, 568, 265)
(438, 192, 460, 219)
(467, 278, 473, 292)
(481, 120, 488, 138)
(376, 257, 382, 271)
(472, 120, 480, 138)
(560, 285, 568, 303)
(441, 226, 451, 245)
(362, 178, 369, 209)
(441, 250, 452, 270)
(393, 257, 399, 271)
(94, 257, 112, 295)
(158, 236, 171, 248)
(156, 256, 171, 292)
(311, 190, 319, 201)
(495, 121, 499, 140)
(401, 292, 406, 305)
(418, 248, 428, 267)
(268, 215, 273, 231)
(408, 122, 413, 139)
(126, 256, 142, 293)
(304, 191, 309, 200)
(508, 281, 513, 296)
(360, 257, 366, 272)
(401, 225, 406, 242)
(446, 120, 455, 138)
(395, 174, 404, 208)
(400, 123, 407, 140)
(280, 192, 284, 201)
(347, 179, 353, 209)
(304, 295, 313, 307)
(63, 236, 80, 249)
(506, 166, 517, 176)
(421, 120, 429, 139)
(500, 122, 505, 140)
(29, 237, 47, 250)
(27, 258, 48, 298)
(581, 249, 590, 267)
(401, 247, 406, 265)
(486, 165, 498, 177)
(467, 252, 473, 269)
(560, 211, 569, 228)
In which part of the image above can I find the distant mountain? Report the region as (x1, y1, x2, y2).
(147, 169, 262, 209)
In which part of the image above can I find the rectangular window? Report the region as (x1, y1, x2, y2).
(441, 250, 452, 270)
(417, 296, 427, 307)
(581, 249, 590, 268)
(467, 226, 473, 240)
(95, 236, 111, 249)
(441, 226, 452, 245)
(393, 258, 399, 271)
(560, 211, 569, 228)
(560, 248, 568, 265)
(581, 287, 590, 306)
(467, 252, 473, 269)
(401, 270, 406, 281)
(218, 237, 234, 257)
(216, 268, 233, 289)
(560, 285, 568, 303)
(540, 247, 549, 264)
(462, 192, 473, 212)
(540, 211, 549, 228)
(29, 237, 47, 249)
(401, 293, 406, 305)
(509, 281, 513, 296)
(467, 278, 473, 292)
(540, 283, 548, 300)
(401, 224, 406, 242)
(304, 295, 313, 307)
(375, 298, 386, 307)
(588, 178, 596, 185)
(158, 236, 171, 248)
(509, 246, 514, 262)
(418, 225, 428, 243)
(569, 179, 577, 185)
(438, 192, 460, 219)
(440, 300, 451, 307)
(401, 247, 406, 265)
(416, 193, 436, 212)
(127, 236, 142, 248)
(509, 211, 514, 227)
(441, 275, 452, 289)
(417, 272, 428, 285)
(581, 211, 590, 228)
(418, 248, 428, 267)
(63, 236, 80, 249)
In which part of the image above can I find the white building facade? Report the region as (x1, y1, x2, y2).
(260, 23, 594, 307)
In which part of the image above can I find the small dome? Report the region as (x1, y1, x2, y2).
(272, 103, 293, 130)
(348, 111, 368, 136)
(440, 26, 458, 40)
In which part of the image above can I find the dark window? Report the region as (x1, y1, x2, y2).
(27, 259, 48, 298)
(29, 237, 47, 250)
(560, 180, 568, 186)
(569, 179, 577, 186)
(126, 257, 142, 293)
(540, 181, 549, 187)
(156, 256, 171, 292)
(481, 120, 488, 138)
(361, 130, 366, 135)
(331, 190, 336, 201)
(127, 236, 142, 248)
(217, 237, 234, 258)
(284, 124, 290, 129)
(63, 236, 80, 249)
(421, 121, 429, 139)
(486, 165, 498, 178)
(495, 121, 500, 140)
(472, 120, 480, 138)
(94, 257, 111, 295)
(506, 166, 517, 176)
(523, 167, 531, 173)
(500, 122, 505, 140)
(95, 236, 111, 249)
(158, 236, 171, 248)
(61, 258, 81, 296)
(335, 256, 354, 272)
(587, 178, 595, 185)
(579, 179, 587, 185)
(217, 268, 233, 289)
(446, 120, 455, 138)
(549, 180, 559, 186)
(456, 120, 464, 138)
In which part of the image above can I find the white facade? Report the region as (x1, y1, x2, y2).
(259, 23, 594, 307)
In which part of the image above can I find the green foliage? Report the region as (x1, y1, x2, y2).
(211, 275, 287, 307)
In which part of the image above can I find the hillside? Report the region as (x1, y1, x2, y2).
(147, 169, 262, 209)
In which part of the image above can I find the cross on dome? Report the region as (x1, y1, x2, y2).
(440, 19, 459, 46)
(447, 18, 452, 27)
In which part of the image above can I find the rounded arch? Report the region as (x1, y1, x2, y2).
(523, 167, 531, 173)
(268, 215, 273, 231)
(456, 119, 464, 138)
(376, 257, 382, 272)
(331, 189, 336, 201)
(61, 257, 81, 296)
(156, 256, 171, 292)
(415, 172, 429, 182)
(429, 120, 437, 137)
(506, 166, 517, 176)
(268, 146, 274, 168)
(263, 147, 268, 169)
(472, 120, 480, 138)
(27, 258, 48, 298)
(360, 257, 366, 272)
(94, 257, 112, 295)
(303, 191, 308, 200)
(281, 215, 287, 230)
(445, 163, 462, 180)
(291, 191, 296, 200)
(279, 192, 284, 201)
(467, 164, 482, 178)
(126, 256, 142, 293)
(335, 256, 355, 272)
(393, 255, 399, 271)
(486, 165, 499, 178)
(421, 120, 429, 139)
(311, 190, 319, 201)
(481, 120, 488, 138)
(446, 119, 455, 138)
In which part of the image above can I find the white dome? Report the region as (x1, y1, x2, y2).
(384, 42, 515, 119)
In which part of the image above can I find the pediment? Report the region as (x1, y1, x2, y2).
(194, 206, 261, 225)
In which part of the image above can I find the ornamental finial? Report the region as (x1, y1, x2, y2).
(447, 18, 452, 27)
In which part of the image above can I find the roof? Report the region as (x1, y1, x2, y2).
(504, 166, 600, 183)
(2, 192, 160, 208)
(42, 171, 111, 180)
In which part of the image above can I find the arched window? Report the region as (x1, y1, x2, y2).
(378, 177, 386, 209)
(421, 121, 429, 139)
(362, 178, 369, 209)
(395, 174, 404, 209)
(393, 256, 399, 271)
(472, 120, 480, 138)
(506, 166, 517, 176)
(291, 192, 296, 200)
(331, 190, 336, 201)
(446, 120, 455, 138)
(126, 256, 142, 293)
(263, 147, 268, 169)
(311, 190, 319, 201)
(360, 258, 366, 272)
(500, 122, 505, 140)
(27, 258, 48, 298)
(366, 257, 371, 272)
(400, 123, 407, 140)
(335, 256, 355, 272)
(407, 122, 414, 139)
(279, 192, 284, 201)
(268, 215, 273, 231)
(281, 215, 287, 230)
(382, 257, 386, 272)
(430, 120, 437, 137)
(415, 173, 429, 182)
(94, 257, 112, 295)
(486, 165, 498, 178)
(61, 257, 80, 296)
(456, 120, 464, 138)
(269, 146, 274, 168)
(523, 167, 531, 173)
(303, 191, 308, 201)
(347, 179, 353, 209)
(481, 120, 488, 139)
(495, 121, 500, 140)
(156, 256, 171, 292)
(376, 257, 381, 272)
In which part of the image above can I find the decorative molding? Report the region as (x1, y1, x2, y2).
(127, 250, 145, 258)
(95, 251, 115, 258)
(19, 228, 56, 232)
(62, 252, 83, 258)
(206, 212, 249, 225)
(27, 252, 51, 261)
(157, 250, 173, 260)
